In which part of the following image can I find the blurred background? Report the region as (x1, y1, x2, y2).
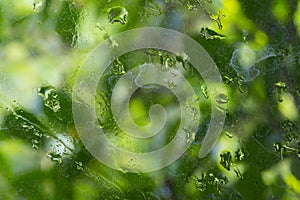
(0, 0, 300, 199)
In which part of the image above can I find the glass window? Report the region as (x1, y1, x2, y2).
(0, 0, 299, 199)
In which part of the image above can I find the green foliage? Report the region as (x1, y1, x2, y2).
(0, 0, 300, 199)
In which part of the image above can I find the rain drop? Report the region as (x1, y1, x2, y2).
(166, 79, 176, 89)
(108, 6, 128, 25)
(215, 93, 228, 104)
(48, 152, 63, 164)
(75, 161, 84, 170)
(201, 83, 209, 99)
(275, 81, 287, 102)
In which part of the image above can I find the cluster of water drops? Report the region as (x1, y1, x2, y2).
(38, 85, 61, 113)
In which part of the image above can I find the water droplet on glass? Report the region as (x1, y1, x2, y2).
(225, 131, 233, 138)
(220, 151, 232, 170)
(141, 1, 162, 18)
(200, 27, 225, 39)
(112, 58, 125, 75)
(235, 149, 245, 161)
(75, 161, 84, 170)
(38, 86, 61, 113)
(215, 93, 228, 104)
(108, 6, 128, 25)
(242, 30, 248, 43)
(48, 152, 63, 164)
(187, 3, 198, 11)
(96, 23, 105, 31)
(234, 167, 243, 178)
(52, 102, 61, 112)
(275, 81, 287, 102)
(275, 81, 287, 89)
(166, 79, 176, 89)
(22, 123, 30, 129)
(32, 139, 39, 150)
(176, 53, 190, 69)
(183, 127, 195, 143)
(208, 11, 225, 30)
(33, 129, 43, 137)
(201, 83, 209, 98)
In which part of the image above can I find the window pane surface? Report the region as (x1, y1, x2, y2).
(0, 0, 299, 199)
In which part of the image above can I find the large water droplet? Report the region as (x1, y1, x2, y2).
(108, 6, 128, 25)
(215, 93, 228, 104)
